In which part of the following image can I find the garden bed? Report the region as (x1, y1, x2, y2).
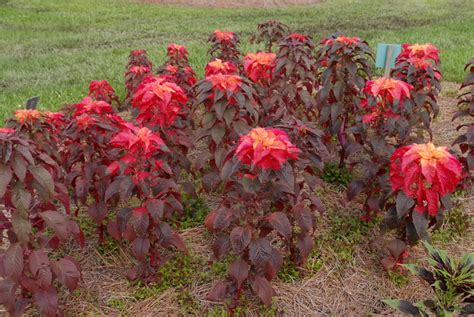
(56, 88, 473, 316)
(0, 19, 473, 316)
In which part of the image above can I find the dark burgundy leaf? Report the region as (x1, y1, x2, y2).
(206, 280, 229, 301)
(88, 201, 108, 224)
(12, 186, 32, 211)
(155, 223, 172, 247)
(206, 207, 233, 232)
(264, 248, 283, 280)
(34, 286, 58, 317)
(4, 243, 23, 281)
(145, 198, 164, 222)
(294, 205, 313, 232)
(347, 180, 364, 201)
(107, 221, 121, 240)
(202, 172, 221, 193)
(412, 211, 429, 241)
(11, 153, 27, 181)
(396, 192, 415, 219)
(131, 237, 150, 261)
(0, 165, 13, 197)
(40, 211, 69, 240)
(29, 250, 52, 288)
(211, 122, 226, 144)
(249, 275, 276, 306)
(211, 235, 230, 260)
(249, 238, 272, 267)
(130, 210, 149, 236)
(266, 212, 292, 239)
(0, 278, 17, 308)
(50, 257, 81, 292)
(230, 226, 251, 254)
(11, 209, 32, 244)
(229, 258, 250, 288)
(105, 178, 121, 201)
(381, 256, 396, 271)
(386, 239, 406, 259)
(170, 232, 187, 252)
(297, 233, 313, 262)
(29, 165, 55, 197)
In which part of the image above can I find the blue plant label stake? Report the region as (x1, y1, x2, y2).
(376, 43, 402, 77)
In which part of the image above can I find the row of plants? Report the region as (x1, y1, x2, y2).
(0, 20, 472, 316)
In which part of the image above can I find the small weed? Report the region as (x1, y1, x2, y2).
(306, 251, 324, 273)
(319, 211, 380, 264)
(321, 162, 353, 186)
(132, 253, 230, 301)
(177, 291, 202, 315)
(133, 253, 210, 300)
(432, 207, 470, 244)
(387, 271, 410, 288)
(180, 193, 210, 230)
(107, 297, 127, 310)
(278, 260, 300, 283)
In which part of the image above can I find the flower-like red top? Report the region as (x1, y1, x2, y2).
(362, 78, 413, 124)
(235, 127, 300, 170)
(88, 80, 116, 102)
(399, 43, 440, 63)
(74, 97, 113, 117)
(167, 43, 189, 61)
(129, 66, 152, 76)
(364, 77, 413, 103)
(323, 35, 361, 46)
(213, 30, 235, 42)
(164, 65, 179, 75)
(75, 114, 97, 129)
(288, 33, 308, 42)
(43, 111, 66, 130)
(111, 125, 167, 157)
(131, 49, 147, 56)
(205, 59, 238, 76)
(390, 143, 462, 216)
(0, 127, 15, 135)
(14, 109, 42, 124)
(408, 57, 431, 70)
(335, 36, 360, 45)
(243, 52, 276, 83)
(207, 74, 242, 93)
(132, 76, 188, 128)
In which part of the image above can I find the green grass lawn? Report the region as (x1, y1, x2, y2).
(1, 0, 473, 122)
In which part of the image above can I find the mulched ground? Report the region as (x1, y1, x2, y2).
(56, 82, 473, 316)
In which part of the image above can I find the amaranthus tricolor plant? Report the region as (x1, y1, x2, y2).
(453, 58, 474, 188)
(315, 33, 373, 167)
(206, 127, 324, 307)
(250, 20, 290, 52)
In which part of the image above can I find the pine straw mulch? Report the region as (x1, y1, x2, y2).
(50, 82, 474, 316)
